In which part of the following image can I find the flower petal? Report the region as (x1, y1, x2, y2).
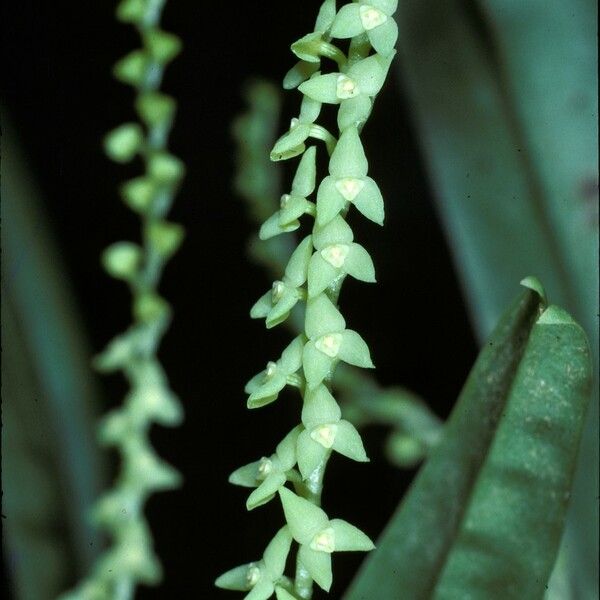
(298, 545, 333, 592)
(329, 126, 368, 178)
(337, 95, 372, 131)
(312, 215, 354, 249)
(345, 243, 376, 282)
(339, 329, 374, 368)
(284, 235, 313, 287)
(247, 472, 287, 510)
(307, 252, 339, 298)
(316, 176, 346, 226)
(250, 291, 273, 319)
(279, 335, 306, 373)
(347, 53, 394, 97)
(291, 145, 317, 197)
(215, 563, 255, 591)
(367, 15, 398, 56)
(303, 340, 335, 390)
(305, 294, 346, 339)
(330, 3, 364, 39)
(266, 288, 299, 328)
(283, 61, 319, 90)
(259, 212, 300, 240)
(299, 73, 341, 104)
(245, 579, 275, 600)
(279, 487, 329, 544)
(329, 519, 375, 552)
(332, 420, 369, 462)
(276, 426, 302, 471)
(297, 429, 328, 480)
(229, 460, 261, 488)
(314, 0, 337, 33)
(352, 176, 384, 225)
(301, 384, 341, 429)
(263, 526, 293, 579)
(247, 372, 287, 409)
(271, 122, 311, 161)
(370, 0, 398, 15)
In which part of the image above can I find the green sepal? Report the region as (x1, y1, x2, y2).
(291, 32, 324, 63)
(291, 146, 317, 197)
(347, 52, 395, 97)
(247, 372, 287, 408)
(330, 3, 363, 39)
(128, 385, 183, 427)
(146, 220, 184, 258)
(283, 61, 320, 90)
(314, 0, 337, 33)
(276, 426, 302, 470)
(279, 196, 312, 227)
(247, 472, 287, 510)
(116, 0, 148, 23)
(307, 252, 339, 298)
(124, 444, 182, 492)
(299, 96, 322, 126)
(94, 332, 136, 372)
(338, 95, 372, 131)
(102, 241, 142, 280)
(367, 15, 398, 56)
(270, 122, 310, 161)
(315, 176, 347, 226)
(297, 545, 333, 592)
(120, 177, 156, 213)
(303, 341, 335, 390)
(113, 50, 148, 86)
(353, 177, 384, 225)
(229, 460, 261, 488)
(298, 73, 341, 104)
(313, 215, 354, 248)
(345, 243, 376, 282)
(143, 29, 182, 64)
(332, 420, 369, 462)
(279, 488, 329, 545)
(259, 212, 300, 240)
(135, 91, 176, 127)
(339, 329, 374, 368)
(301, 385, 341, 429)
(279, 335, 305, 373)
(246, 580, 276, 600)
(215, 563, 256, 591)
(305, 294, 346, 339)
(297, 429, 328, 480)
(92, 488, 137, 528)
(263, 526, 293, 580)
(148, 152, 185, 183)
(275, 587, 297, 600)
(104, 123, 144, 163)
(266, 288, 299, 329)
(97, 408, 132, 446)
(329, 518, 375, 551)
(329, 126, 368, 179)
(250, 291, 272, 319)
(370, 0, 399, 15)
(284, 235, 313, 287)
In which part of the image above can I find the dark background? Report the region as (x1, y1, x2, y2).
(2, 1, 478, 597)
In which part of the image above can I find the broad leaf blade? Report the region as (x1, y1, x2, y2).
(345, 285, 591, 599)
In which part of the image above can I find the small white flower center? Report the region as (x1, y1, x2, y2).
(310, 423, 338, 448)
(257, 457, 273, 479)
(315, 333, 342, 358)
(335, 177, 365, 201)
(265, 361, 278, 379)
(280, 193, 291, 208)
(246, 565, 261, 587)
(272, 281, 285, 302)
(336, 75, 360, 100)
(290, 117, 300, 129)
(310, 527, 335, 553)
(321, 244, 349, 269)
(359, 5, 387, 30)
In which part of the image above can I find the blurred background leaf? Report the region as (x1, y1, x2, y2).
(392, 0, 598, 594)
(1, 113, 106, 600)
(346, 282, 592, 599)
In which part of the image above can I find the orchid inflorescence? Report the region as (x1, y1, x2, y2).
(217, 1, 398, 598)
(61, 1, 184, 598)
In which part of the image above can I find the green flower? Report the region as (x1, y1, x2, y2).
(245, 337, 305, 408)
(296, 384, 368, 479)
(308, 215, 375, 297)
(229, 427, 301, 510)
(279, 488, 374, 592)
(215, 526, 293, 600)
(260, 147, 317, 239)
(331, 0, 398, 57)
(283, 0, 337, 89)
(251, 236, 312, 327)
(302, 294, 374, 390)
(316, 126, 384, 226)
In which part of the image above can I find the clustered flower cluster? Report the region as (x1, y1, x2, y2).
(217, 1, 398, 598)
(62, 1, 185, 598)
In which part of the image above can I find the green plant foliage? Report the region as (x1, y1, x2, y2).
(59, 1, 184, 598)
(2, 117, 105, 600)
(345, 280, 592, 599)
(393, 1, 598, 594)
